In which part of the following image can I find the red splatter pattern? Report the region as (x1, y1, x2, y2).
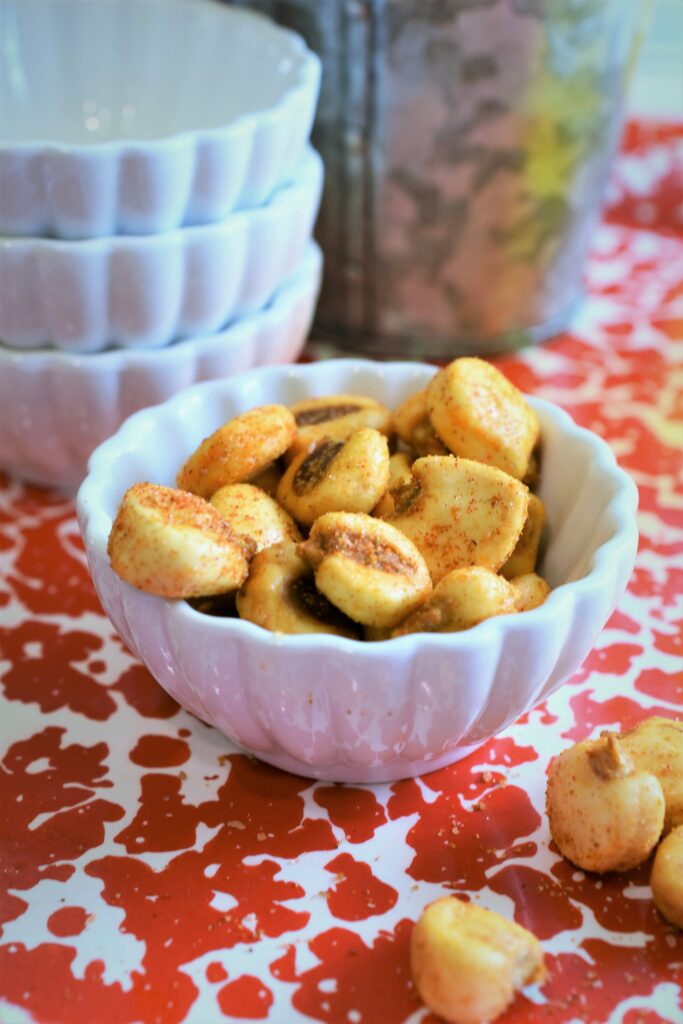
(1, 121, 682, 1023)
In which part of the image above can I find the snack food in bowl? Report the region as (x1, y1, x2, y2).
(0, 147, 322, 353)
(77, 359, 638, 783)
(0, 0, 321, 238)
(0, 243, 321, 490)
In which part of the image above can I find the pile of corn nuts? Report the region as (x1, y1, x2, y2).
(410, 715, 682, 1024)
(108, 357, 550, 639)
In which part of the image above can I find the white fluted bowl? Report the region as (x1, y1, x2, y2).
(0, 147, 323, 353)
(0, 0, 321, 239)
(0, 243, 321, 491)
(77, 360, 639, 783)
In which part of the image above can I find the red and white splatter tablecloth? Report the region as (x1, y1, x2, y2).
(1, 121, 682, 1024)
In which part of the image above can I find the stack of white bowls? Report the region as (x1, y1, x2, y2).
(0, 0, 323, 489)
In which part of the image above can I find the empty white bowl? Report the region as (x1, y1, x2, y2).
(0, 0, 321, 238)
(0, 147, 323, 353)
(77, 359, 639, 784)
(0, 243, 322, 491)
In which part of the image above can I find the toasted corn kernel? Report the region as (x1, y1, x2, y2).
(501, 493, 545, 578)
(177, 405, 296, 499)
(392, 567, 517, 637)
(546, 732, 665, 872)
(393, 389, 448, 457)
(509, 572, 550, 612)
(618, 717, 683, 834)
(277, 427, 390, 527)
(384, 455, 528, 583)
(373, 452, 414, 517)
(410, 896, 546, 1024)
(236, 541, 358, 637)
(286, 394, 392, 462)
(210, 483, 301, 554)
(427, 358, 540, 480)
(108, 483, 250, 599)
(300, 512, 432, 629)
(651, 825, 683, 929)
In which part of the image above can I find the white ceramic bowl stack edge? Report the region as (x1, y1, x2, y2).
(0, 0, 324, 489)
(0, 0, 322, 238)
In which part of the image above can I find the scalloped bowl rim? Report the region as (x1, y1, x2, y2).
(78, 360, 639, 657)
(0, 241, 322, 371)
(0, 1, 321, 153)
(0, 146, 322, 251)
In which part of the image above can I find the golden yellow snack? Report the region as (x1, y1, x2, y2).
(384, 455, 528, 583)
(393, 389, 448, 457)
(210, 483, 301, 554)
(300, 512, 432, 629)
(427, 358, 540, 480)
(651, 825, 683, 929)
(510, 573, 551, 612)
(410, 896, 546, 1024)
(372, 451, 414, 518)
(236, 541, 358, 638)
(546, 733, 665, 872)
(501, 493, 546, 579)
(392, 567, 517, 637)
(177, 405, 296, 499)
(618, 717, 683, 834)
(108, 483, 250, 599)
(286, 394, 392, 462)
(277, 427, 390, 527)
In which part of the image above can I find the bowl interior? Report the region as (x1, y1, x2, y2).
(0, 0, 310, 144)
(84, 361, 625, 597)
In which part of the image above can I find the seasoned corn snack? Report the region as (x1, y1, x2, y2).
(372, 452, 414, 518)
(177, 405, 296, 499)
(300, 512, 432, 629)
(108, 361, 555, 638)
(651, 825, 683, 929)
(510, 573, 550, 612)
(108, 483, 251, 599)
(236, 542, 358, 637)
(286, 394, 392, 462)
(410, 896, 546, 1024)
(546, 732, 665, 872)
(618, 717, 683, 834)
(277, 427, 390, 527)
(385, 455, 528, 583)
(210, 483, 301, 554)
(392, 567, 517, 637)
(427, 357, 539, 480)
(501, 493, 546, 579)
(393, 389, 448, 457)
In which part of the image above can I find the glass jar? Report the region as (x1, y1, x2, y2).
(233, 0, 648, 357)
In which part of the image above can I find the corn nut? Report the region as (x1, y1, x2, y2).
(277, 427, 390, 527)
(410, 895, 546, 1024)
(385, 455, 528, 583)
(287, 394, 392, 462)
(546, 732, 665, 872)
(300, 512, 432, 629)
(177, 404, 296, 499)
(108, 482, 251, 598)
(427, 357, 540, 480)
(236, 541, 358, 638)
